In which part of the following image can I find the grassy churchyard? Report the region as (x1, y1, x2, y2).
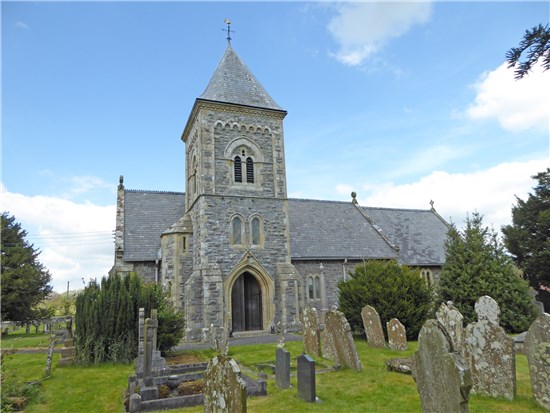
(1, 329, 546, 413)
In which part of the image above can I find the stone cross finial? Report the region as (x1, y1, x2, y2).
(430, 200, 435, 210)
(351, 191, 358, 204)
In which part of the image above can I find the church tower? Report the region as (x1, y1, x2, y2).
(174, 42, 301, 340)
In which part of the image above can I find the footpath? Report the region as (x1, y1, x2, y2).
(175, 333, 303, 351)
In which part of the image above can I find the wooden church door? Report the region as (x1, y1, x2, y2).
(231, 272, 263, 332)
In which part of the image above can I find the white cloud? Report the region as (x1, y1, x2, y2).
(1, 184, 115, 293)
(466, 62, 550, 132)
(65, 175, 113, 196)
(15, 21, 29, 30)
(327, 2, 432, 66)
(343, 158, 548, 230)
(390, 144, 470, 178)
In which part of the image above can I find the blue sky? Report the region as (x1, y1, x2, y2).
(2, 1, 549, 292)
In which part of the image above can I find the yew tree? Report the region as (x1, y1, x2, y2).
(1, 212, 53, 323)
(502, 168, 550, 290)
(338, 259, 434, 340)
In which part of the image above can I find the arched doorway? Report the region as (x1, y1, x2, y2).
(231, 272, 263, 332)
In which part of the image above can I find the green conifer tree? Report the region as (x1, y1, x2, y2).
(74, 272, 184, 364)
(437, 212, 537, 332)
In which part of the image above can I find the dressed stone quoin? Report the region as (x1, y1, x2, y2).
(111, 41, 449, 342)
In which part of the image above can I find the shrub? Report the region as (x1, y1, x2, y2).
(338, 260, 434, 340)
(74, 273, 184, 364)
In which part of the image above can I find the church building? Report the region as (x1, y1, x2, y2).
(111, 42, 449, 341)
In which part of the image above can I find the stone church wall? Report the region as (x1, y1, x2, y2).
(132, 262, 158, 284)
(292, 259, 363, 310)
(189, 195, 291, 280)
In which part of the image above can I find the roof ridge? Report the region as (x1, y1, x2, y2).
(352, 202, 400, 254)
(289, 197, 351, 205)
(125, 189, 185, 195)
(361, 205, 432, 213)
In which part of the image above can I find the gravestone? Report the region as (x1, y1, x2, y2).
(320, 326, 335, 361)
(387, 318, 408, 351)
(135, 308, 145, 375)
(297, 354, 316, 403)
(302, 306, 321, 356)
(210, 318, 230, 355)
(528, 287, 546, 315)
(414, 319, 472, 413)
(276, 348, 291, 389)
(149, 309, 167, 373)
(204, 355, 247, 413)
(525, 313, 550, 410)
(324, 310, 362, 370)
(464, 296, 515, 400)
(140, 316, 158, 401)
(129, 393, 141, 413)
(436, 301, 464, 355)
(57, 317, 75, 367)
(143, 317, 154, 381)
(361, 305, 385, 348)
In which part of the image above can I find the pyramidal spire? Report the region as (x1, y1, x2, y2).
(198, 44, 284, 111)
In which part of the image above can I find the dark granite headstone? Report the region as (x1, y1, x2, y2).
(297, 354, 316, 403)
(276, 348, 291, 389)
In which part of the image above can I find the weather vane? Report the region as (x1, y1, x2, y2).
(223, 18, 235, 44)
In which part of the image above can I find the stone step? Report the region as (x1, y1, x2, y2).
(232, 330, 269, 339)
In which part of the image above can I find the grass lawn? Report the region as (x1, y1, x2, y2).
(1, 330, 58, 350)
(3, 335, 545, 412)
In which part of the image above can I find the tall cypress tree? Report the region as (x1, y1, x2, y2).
(74, 272, 184, 364)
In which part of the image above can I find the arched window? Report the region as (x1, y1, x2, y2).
(308, 277, 314, 300)
(421, 269, 434, 286)
(314, 276, 320, 300)
(231, 216, 242, 245)
(246, 157, 254, 183)
(234, 156, 242, 183)
(189, 155, 197, 197)
(307, 275, 321, 300)
(251, 217, 261, 245)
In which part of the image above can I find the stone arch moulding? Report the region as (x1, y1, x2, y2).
(224, 137, 265, 162)
(223, 253, 274, 333)
(215, 120, 272, 135)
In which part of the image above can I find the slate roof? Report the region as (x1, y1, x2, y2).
(198, 45, 284, 111)
(120, 192, 448, 266)
(122, 190, 186, 261)
(362, 207, 449, 266)
(287, 199, 397, 260)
